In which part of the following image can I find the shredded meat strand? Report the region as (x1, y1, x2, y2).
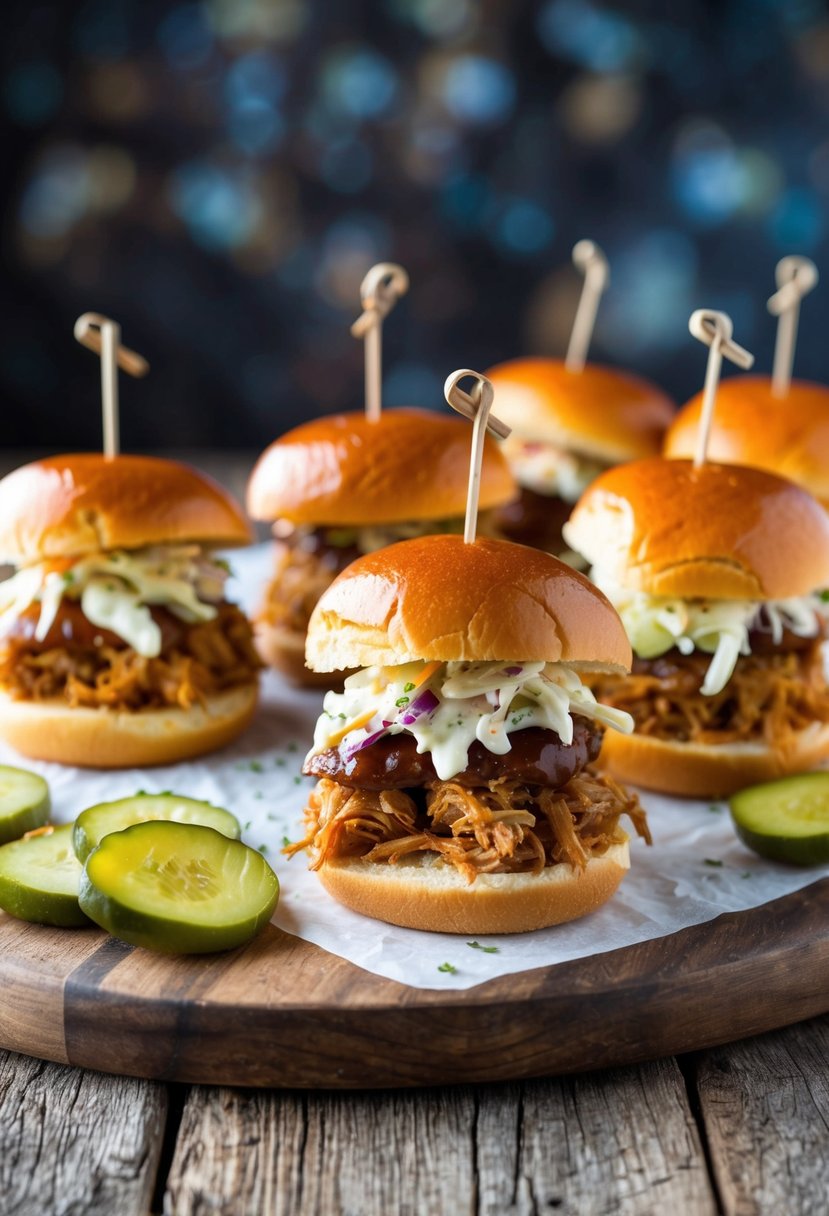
(591, 644, 829, 750)
(0, 603, 260, 711)
(288, 771, 649, 884)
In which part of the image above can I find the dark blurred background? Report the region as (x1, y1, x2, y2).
(2, 0, 829, 451)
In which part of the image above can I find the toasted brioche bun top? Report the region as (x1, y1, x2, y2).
(563, 457, 829, 600)
(664, 375, 829, 506)
(246, 408, 516, 525)
(484, 358, 675, 463)
(0, 453, 252, 565)
(306, 534, 632, 672)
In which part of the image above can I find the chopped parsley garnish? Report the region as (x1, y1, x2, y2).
(242, 820, 251, 831)
(293, 775, 302, 785)
(275, 758, 285, 767)
(249, 760, 264, 773)
(821, 589, 829, 603)
(61, 571, 75, 584)
(287, 743, 298, 753)
(258, 843, 268, 854)
(741, 871, 753, 879)
(403, 682, 415, 693)
(708, 804, 722, 814)
(704, 858, 723, 868)
(395, 696, 410, 707)
(281, 835, 291, 848)
(467, 941, 499, 954)
(437, 962, 457, 974)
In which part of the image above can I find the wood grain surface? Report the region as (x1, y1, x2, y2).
(0, 1050, 166, 1216)
(0, 874, 827, 1089)
(695, 1018, 829, 1215)
(163, 1061, 716, 1216)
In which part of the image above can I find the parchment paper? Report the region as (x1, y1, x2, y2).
(10, 543, 827, 991)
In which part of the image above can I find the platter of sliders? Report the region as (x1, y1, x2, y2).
(0, 259, 828, 1091)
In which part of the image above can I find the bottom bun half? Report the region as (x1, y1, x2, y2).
(0, 683, 258, 769)
(316, 840, 630, 935)
(599, 724, 829, 799)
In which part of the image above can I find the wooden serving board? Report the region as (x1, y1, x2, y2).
(1, 879, 827, 1089)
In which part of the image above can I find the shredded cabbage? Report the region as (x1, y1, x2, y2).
(0, 546, 229, 658)
(311, 659, 633, 782)
(503, 437, 607, 502)
(592, 572, 826, 696)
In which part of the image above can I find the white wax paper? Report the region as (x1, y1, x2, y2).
(10, 544, 829, 991)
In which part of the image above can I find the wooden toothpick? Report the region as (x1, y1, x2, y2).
(565, 239, 610, 373)
(444, 369, 511, 543)
(767, 255, 818, 399)
(350, 263, 409, 423)
(74, 313, 149, 460)
(688, 310, 754, 468)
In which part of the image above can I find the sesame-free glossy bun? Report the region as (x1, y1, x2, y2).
(485, 358, 675, 463)
(306, 534, 632, 672)
(0, 684, 258, 769)
(598, 724, 829, 799)
(315, 840, 630, 934)
(563, 457, 829, 600)
(664, 375, 829, 506)
(0, 454, 252, 565)
(246, 408, 516, 525)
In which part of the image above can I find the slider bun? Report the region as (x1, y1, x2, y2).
(315, 840, 630, 934)
(485, 358, 675, 463)
(664, 376, 829, 506)
(254, 619, 341, 688)
(0, 684, 257, 768)
(306, 534, 632, 673)
(0, 454, 252, 565)
(246, 408, 516, 525)
(598, 724, 829, 799)
(563, 457, 829, 599)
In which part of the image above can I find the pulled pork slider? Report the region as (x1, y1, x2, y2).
(246, 409, 516, 684)
(563, 457, 829, 797)
(288, 534, 648, 934)
(664, 375, 829, 507)
(484, 358, 674, 558)
(0, 454, 260, 767)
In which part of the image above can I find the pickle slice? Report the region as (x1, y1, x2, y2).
(729, 773, 829, 865)
(73, 793, 240, 863)
(0, 765, 50, 845)
(0, 825, 88, 927)
(79, 821, 279, 954)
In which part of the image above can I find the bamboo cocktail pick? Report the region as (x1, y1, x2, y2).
(565, 240, 610, 373)
(350, 263, 409, 423)
(444, 369, 511, 543)
(767, 255, 818, 399)
(74, 313, 149, 459)
(688, 310, 754, 468)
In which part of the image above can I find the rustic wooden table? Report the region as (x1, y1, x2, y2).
(2, 1014, 828, 1214)
(1, 453, 827, 1213)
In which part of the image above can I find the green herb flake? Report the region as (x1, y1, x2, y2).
(267, 813, 277, 821)
(466, 941, 499, 954)
(704, 858, 724, 868)
(403, 682, 415, 693)
(708, 804, 722, 814)
(242, 820, 252, 831)
(61, 571, 75, 585)
(258, 844, 268, 854)
(287, 743, 298, 754)
(275, 758, 285, 767)
(249, 760, 264, 774)
(281, 835, 291, 848)
(293, 775, 302, 785)
(437, 962, 457, 975)
(741, 871, 753, 879)
(395, 696, 410, 708)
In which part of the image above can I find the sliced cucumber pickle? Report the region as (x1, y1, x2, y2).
(73, 793, 240, 863)
(730, 773, 829, 865)
(0, 825, 88, 927)
(0, 765, 50, 845)
(79, 821, 279, 954)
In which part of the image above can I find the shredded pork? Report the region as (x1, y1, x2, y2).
(288, 771, 649, 883)
(590, 644, 829, 748)
(259, 541, 354, 638)
(0, 603, 260, 711)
